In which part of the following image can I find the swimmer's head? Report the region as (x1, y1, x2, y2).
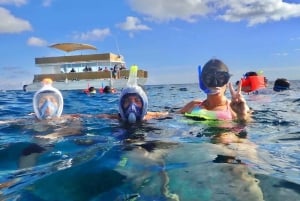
(199, 59, 230, 94)
(33, 78, 63, 120)
(119, 86, 148, 124)
(103, 85, 112, 93)
(88, 86, 96, 94)
(118, 64, 148, 123)
(273, 78, 290, 92)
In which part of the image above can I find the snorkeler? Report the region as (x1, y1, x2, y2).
(1, 79, 82, 156)
(96, 65, 168, 123)
(179, 58, 251, 122)
(273, 78, 290, 92)
(31, 79, 83, 139)
(102, 85, 116, 93)
(0, 78, 83, 172)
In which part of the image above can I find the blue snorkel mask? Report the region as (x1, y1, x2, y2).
(119, 65, 148, 124)
(120, 93, 144, 123)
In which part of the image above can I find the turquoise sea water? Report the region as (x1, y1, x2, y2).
(0, 82, 300, 201)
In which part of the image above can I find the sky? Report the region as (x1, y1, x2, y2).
(1, 0, 300, 90)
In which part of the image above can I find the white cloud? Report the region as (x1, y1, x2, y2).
(73, 28, 111, 41)
(128, 0, 300, 26)
(0, 0, 27, 6)
(128, 0, 210, 22)
(0, 7, 32, 33)
(27, 37, 48, 47)
(218, 0, 300, 26)
(117, 16, 151, 32)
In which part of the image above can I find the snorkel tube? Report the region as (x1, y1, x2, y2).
(198, 65, 211, 94)
(33, 78, 64, 120)
(119, 65, 148, 123)
(198, 65, 221, 95)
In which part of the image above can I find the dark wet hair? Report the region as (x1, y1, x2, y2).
(244, 71, 258, 77)
(273, 78, 290, 92)
(201, 59, 230, 87)
(89, 87, 96, 92)
(103, 86, 112, 93)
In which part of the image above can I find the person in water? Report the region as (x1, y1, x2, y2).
(29, 78, 82, 139)
(2, 79, 82, 145)
(240, 71, 268, 93)
(273, 78, 290, 92)
(0, 78, 83, 172)
(96, 65, 168, 123)
(102, 85, 116, 93)
(179, 58, 251, 122)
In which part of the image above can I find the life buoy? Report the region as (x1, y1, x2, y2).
(241, 75, 266, 93)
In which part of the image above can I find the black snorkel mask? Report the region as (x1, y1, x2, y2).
(201, 70, 230, 88)
(199, 65, 231, 94)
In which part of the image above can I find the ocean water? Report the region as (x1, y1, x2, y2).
(0, 82, 300, 201)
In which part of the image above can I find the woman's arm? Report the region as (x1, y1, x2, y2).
(143, 111, 169, 120)
(177, 100, 202, 114)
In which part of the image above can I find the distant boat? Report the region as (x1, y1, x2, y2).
(24, 42, 148, 91)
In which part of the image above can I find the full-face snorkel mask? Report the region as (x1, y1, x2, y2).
(119, 65, 148, 123)
(33, 78, 63, 120)
(198, 65, 230, 95)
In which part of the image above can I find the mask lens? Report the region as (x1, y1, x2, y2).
(39, 100, 58, 118)
(121, 93, 143, 122)
(36, 93, 59, 119)
(202, 71, 230, 87)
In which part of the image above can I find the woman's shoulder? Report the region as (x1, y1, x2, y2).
(178, 100, 203, 114)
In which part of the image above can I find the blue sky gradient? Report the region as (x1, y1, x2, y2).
(1, 0, 300, 90)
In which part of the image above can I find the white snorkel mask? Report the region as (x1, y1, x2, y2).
(119, 65, 148, 124)
(33, 78, 64, 120)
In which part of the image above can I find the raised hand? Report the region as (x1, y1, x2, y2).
(228, 81, 251, 121)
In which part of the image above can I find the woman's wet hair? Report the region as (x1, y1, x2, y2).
(201, 59, 230, 87)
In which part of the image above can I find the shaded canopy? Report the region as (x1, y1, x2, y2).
(49, 43, 97, 52)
